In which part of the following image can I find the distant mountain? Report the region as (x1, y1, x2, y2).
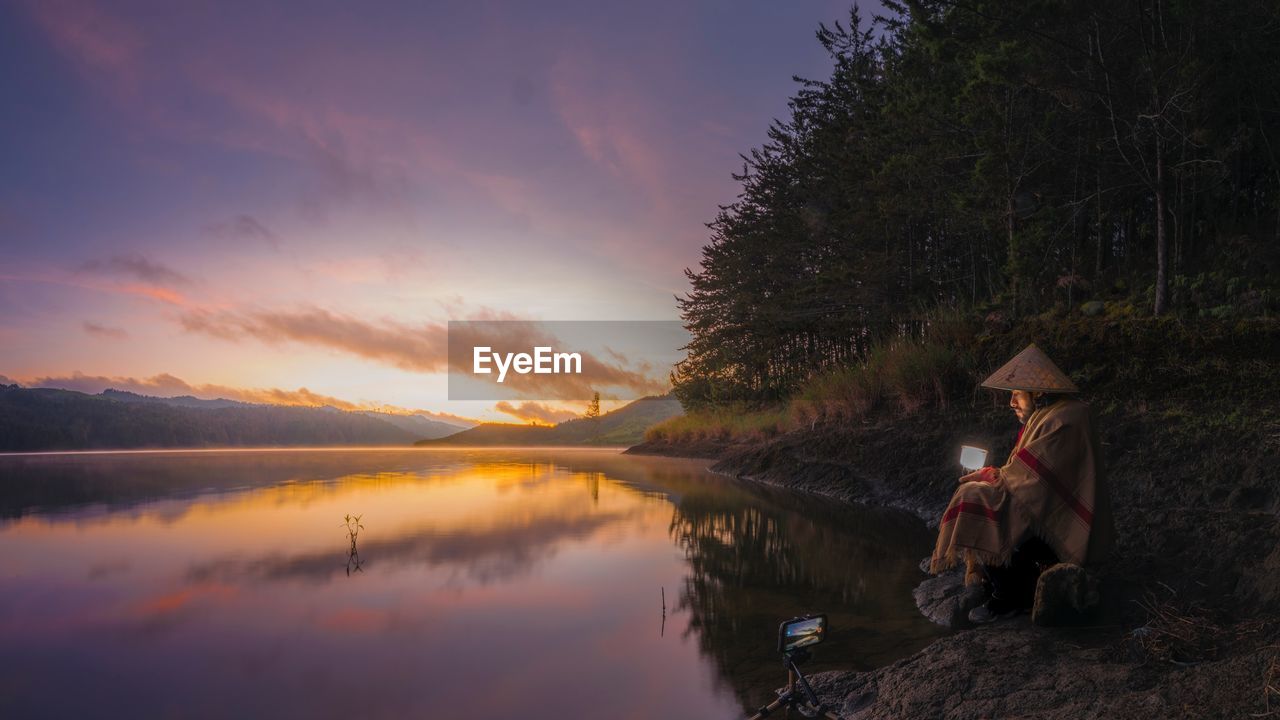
(101, 389, 249, 409)
(361, 411, 471, 439)
(0, 385, 429, 451)
(417, 395, 683, 447)
(414, 423, 561, 446)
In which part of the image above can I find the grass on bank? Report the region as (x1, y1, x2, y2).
(645, 316, 1280, 445)
(646, 333, 971, 444)
(644, 405, 791, 444)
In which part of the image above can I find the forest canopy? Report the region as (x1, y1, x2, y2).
(674, 1, 1280, 408)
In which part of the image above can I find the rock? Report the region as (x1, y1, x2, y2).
(802, 670, 877, 718)
(1032, 563, 1098, 626)
(913, 560, 986, 628)
(808, 615, 1280, 719)
(1080, 300, 1105, 316)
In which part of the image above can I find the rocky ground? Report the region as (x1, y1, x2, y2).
(627, 398, 1280, 718)
(801, 617, 1279, 719)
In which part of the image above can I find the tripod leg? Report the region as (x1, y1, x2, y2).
(747, 690, 792, 720)
(788, 659, 846, 719)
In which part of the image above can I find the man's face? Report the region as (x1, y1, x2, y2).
(1010, 390, 1036, 424)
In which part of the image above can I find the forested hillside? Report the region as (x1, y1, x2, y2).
(0, 386, 441, 451)
(419, 395, 683, 447)
(675, 1, 1280, 407)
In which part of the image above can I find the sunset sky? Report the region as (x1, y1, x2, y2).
(0, 0, 866, 422)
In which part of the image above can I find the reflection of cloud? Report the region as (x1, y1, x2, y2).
(133, 584, 233, 616)
(494, 401, 579, 425)
(119, 582, 239, 639)
(87, 558, 132, 580)
(318, 607, 390, 633)
(187, 511, 629, 586)
(78, 253, 191, 286)
(82, 321, 128, 339)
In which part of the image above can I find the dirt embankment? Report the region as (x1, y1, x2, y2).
(626, 354, 1280, 717)
(631, 417, 1280, 717)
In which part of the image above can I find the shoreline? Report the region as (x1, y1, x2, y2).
(626, 419, 1280, 718)
(0, 443, 639, 457)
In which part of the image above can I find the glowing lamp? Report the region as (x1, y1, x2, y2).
(959, 445, 988, 472)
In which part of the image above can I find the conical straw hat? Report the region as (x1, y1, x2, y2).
(980, 343, 1079, 393)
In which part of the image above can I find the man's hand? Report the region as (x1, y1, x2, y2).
(958, 466, 999, 485)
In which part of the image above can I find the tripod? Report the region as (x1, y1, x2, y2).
(746, 648, 843, 720)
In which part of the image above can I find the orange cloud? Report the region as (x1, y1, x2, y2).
(0, 271, 194, 307)
(177, 307, 449, 372)
(174, 308, 670, 400)
(121, 284, 189, 305)
(493, 401, 580, 425)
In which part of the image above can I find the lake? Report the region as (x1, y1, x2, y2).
(0, 448, 943, 719)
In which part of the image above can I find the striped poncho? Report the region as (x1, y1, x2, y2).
(930, 397, 1115, 585)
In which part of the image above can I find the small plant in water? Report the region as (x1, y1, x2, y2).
(343, 513, 364, 576)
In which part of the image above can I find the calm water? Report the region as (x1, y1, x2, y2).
(0, 448, 943, 719)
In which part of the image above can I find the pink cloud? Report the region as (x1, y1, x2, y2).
(82, 321, 128, 339)
(23, 0, 143, 94)
(78, 253, 191, 286)
(549, 52, 673, 216)
(0, 270, 195, 307)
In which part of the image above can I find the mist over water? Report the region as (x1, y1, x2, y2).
(0, 448, 942, 718)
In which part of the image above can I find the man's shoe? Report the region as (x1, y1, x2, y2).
(967, 593, 1020, 624)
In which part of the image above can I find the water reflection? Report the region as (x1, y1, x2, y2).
(185, 506, 631, 585)
(0, 449, 942, 718)
(668, 481, 939, 709)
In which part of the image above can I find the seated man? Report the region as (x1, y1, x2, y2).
(930, 344, 1115, 623)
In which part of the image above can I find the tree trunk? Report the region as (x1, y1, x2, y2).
(1008, 194, 1018, 317)
(1095, 164, 1105, 279)
(1154, 139, 1168, 316)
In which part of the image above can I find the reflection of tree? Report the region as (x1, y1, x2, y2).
(2, 448, 944, 715)
(669, 486, 940, 712)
